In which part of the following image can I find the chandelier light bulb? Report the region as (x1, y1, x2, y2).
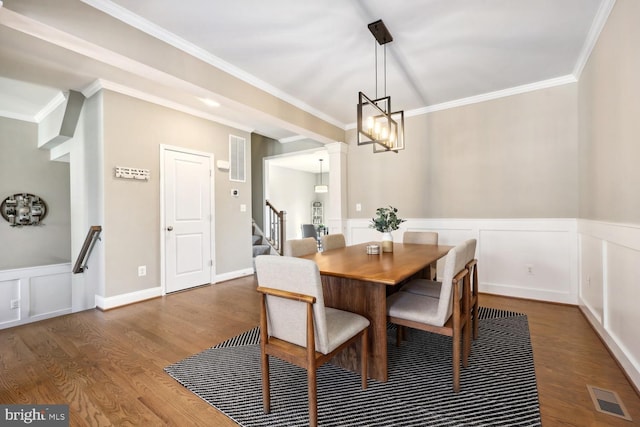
(381, 126, 388, 140)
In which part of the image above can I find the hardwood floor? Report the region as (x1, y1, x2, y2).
(1, 275, 638, 426)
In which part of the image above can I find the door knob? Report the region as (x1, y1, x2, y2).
(167, 226, 173, 231)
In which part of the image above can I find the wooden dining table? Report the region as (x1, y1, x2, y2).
(300, 241, 453, 382)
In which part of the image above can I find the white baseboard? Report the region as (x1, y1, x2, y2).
(95, 286, 162, 310)
(481, 282, 577, 305)
(94, 267, 255, 310)
(215, 267, 254, 283)
(580, 300, 640, 391)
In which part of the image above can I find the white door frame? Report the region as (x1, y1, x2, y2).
(159, 144, 216, 295)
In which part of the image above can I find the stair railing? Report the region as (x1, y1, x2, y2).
(265, 200, 286, 255)
(73, 225, 102, 273)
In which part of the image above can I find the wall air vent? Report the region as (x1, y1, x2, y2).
(229, 135, 246, 182)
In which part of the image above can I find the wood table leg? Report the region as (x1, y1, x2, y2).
(320, 275, 388, 382)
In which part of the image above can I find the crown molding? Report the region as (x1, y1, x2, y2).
(345, 74, 578, 129)
(573, 0, 616, 79)
(81, 0, 346, 130)
(0, 92, 65, 123)
(33, 91, 66, 123)
(408, 75, 578, 117)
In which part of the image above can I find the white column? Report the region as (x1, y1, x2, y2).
(326, 142, 348, 239)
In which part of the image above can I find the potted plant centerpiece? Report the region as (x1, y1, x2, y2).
(370, 206, 405, 253)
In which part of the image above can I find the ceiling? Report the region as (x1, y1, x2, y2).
(0, 0, 609, 146)
(267, 149, 330, 174)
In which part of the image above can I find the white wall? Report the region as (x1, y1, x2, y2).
(266, 164, 326, 240)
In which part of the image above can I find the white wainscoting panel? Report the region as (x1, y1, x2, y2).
(0, 263, 72, 330)
(0, 279, 20, 324)
(606, 243, 640, 361)
(480, 229, 574, 302)
(579, 233, 604, 322)
(30, 272, 72, 319)
(578, 219, 640, 391)
(347, 218, 578, 304)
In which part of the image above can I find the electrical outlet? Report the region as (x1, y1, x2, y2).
(526, 264, 534, 275)
(586, 275, 591, 288)
(10, 299, 19, 309)
(138, 265, 147, 277)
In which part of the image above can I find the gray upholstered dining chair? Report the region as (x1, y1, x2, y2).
(402, 239, 475, 299)
(320, 233, 346, 251)
(301, 223, 321, 250)
(387, 243, 471, 392)
(255, 255, 369, 427)
(403, 230, 438, 245)
(301, 223, 318, 239)
(403, 238, 479, 341)
(284, 237, 318, 257)
(403, 231, 438, 279)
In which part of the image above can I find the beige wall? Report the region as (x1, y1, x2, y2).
(578, 0, 640, 224)
(102, 91, 252, 297)
(0, 117, 71, 269)
(347, 84, 579, 219)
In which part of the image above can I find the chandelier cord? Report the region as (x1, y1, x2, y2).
(374, 40, 378, 99)
(384, 44, 387, 97)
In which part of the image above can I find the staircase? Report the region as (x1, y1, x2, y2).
(252, 220, 275, 259)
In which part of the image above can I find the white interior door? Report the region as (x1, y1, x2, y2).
(163, 148, 213, 293)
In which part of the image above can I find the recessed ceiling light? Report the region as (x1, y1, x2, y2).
(200, 98, 220, 107)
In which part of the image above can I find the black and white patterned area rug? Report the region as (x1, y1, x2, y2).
(165, 308, 541, 426)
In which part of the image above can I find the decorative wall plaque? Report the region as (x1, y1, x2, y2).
(0, 193, 48, 226)
(114, 166, 150, 180)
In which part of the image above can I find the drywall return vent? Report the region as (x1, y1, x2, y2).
(587, 385, 632, 421)
(229, 135, 246, 182)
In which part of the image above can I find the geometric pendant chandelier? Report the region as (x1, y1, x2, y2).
(357, 19, 405, 153)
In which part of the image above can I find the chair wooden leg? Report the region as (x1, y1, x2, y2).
(463, 280, 471, 367)
(452, 315, 461, 393)
(308, 365, 318, 427)
(452, 334, 460, 393)
(361, 328, 368, 390)
(462, 322, 470, 368)
(261, 353, 271, 413)
(473, 304, 479, 340)
(259, 296, 271, 414)
(473, 266, 479, 340)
